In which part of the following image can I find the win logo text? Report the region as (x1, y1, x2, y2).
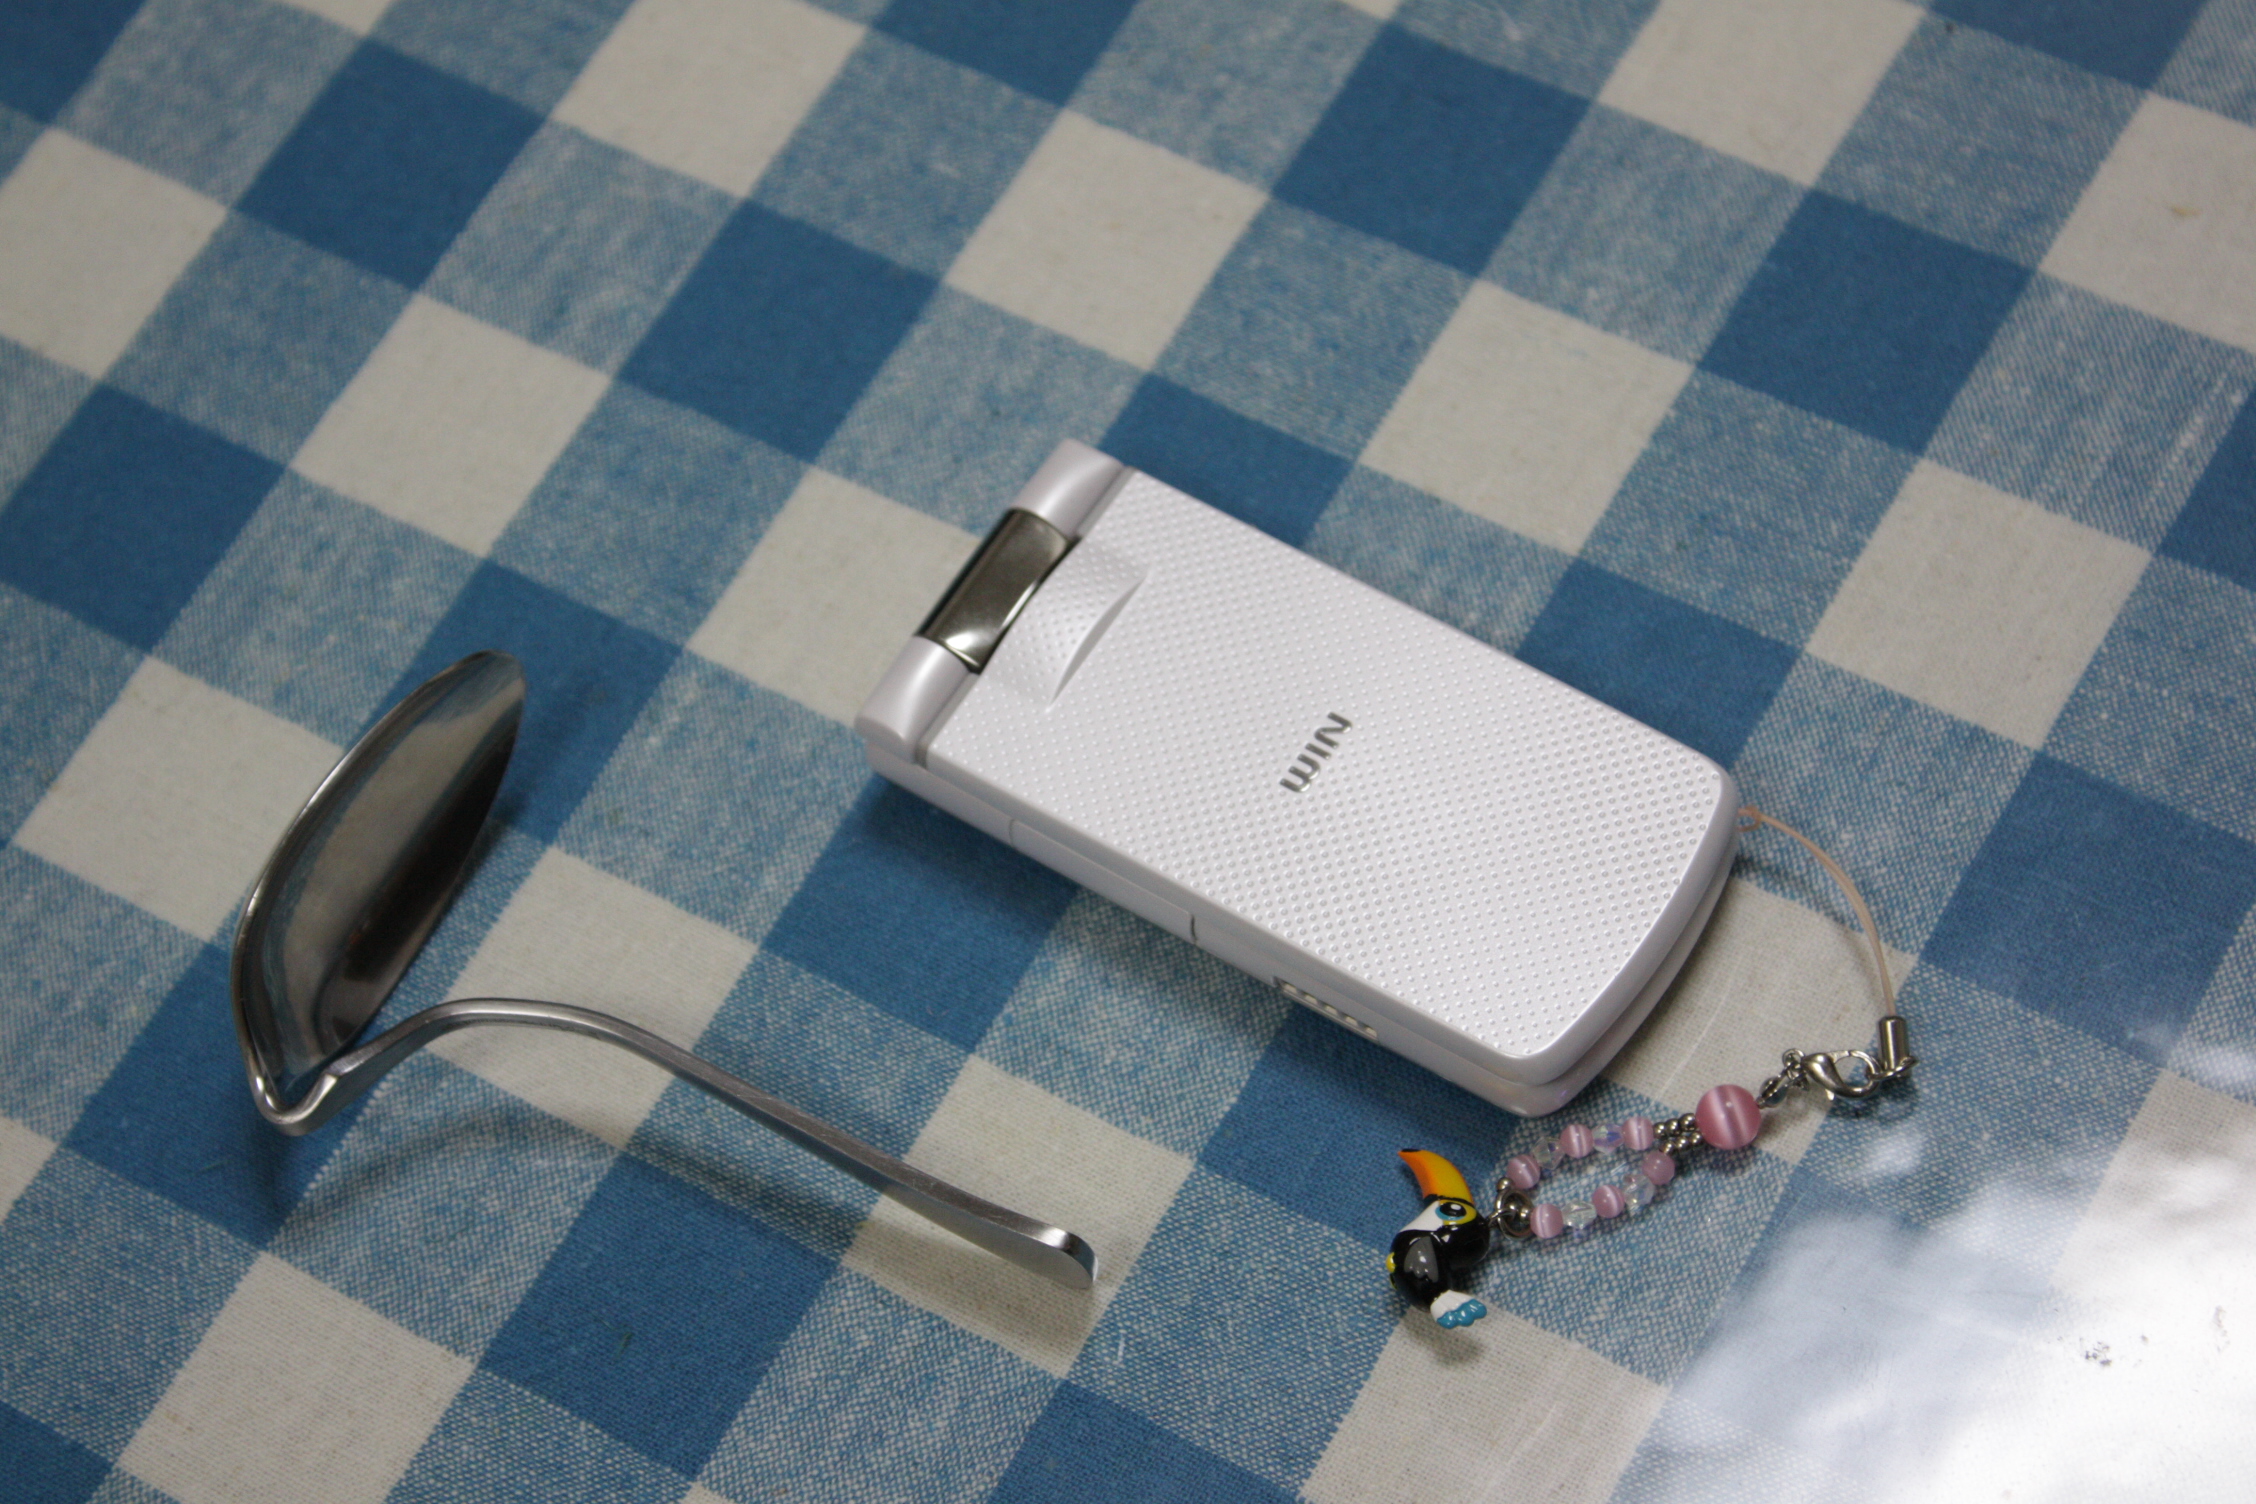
(1279, 713, 1352, 793)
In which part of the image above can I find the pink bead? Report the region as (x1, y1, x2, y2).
(1532, 1203, 1566, 1239)
(1505, 1155, 1541, 1192)
(1622, 1116, 1656, 1152)
(1592, 1184, 1625, 1218)
(1560, 1123, 1593, 1159)
(1641, 1151, 1676, 1186)
(1694, 1083, 1763, 1151)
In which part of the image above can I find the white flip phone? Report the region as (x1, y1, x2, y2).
(856, 442, 1739, 1114)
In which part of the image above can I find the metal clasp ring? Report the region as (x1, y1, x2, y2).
(1802, 1017, 1915, 1102)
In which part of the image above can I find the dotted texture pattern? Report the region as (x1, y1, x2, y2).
(930, 473, 1726, 1065)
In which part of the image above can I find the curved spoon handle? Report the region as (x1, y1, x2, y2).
(257, 998, 1098, 1290)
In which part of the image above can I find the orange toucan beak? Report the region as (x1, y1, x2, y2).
(1398, 1149, 1474, 1203)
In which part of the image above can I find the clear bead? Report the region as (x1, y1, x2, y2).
(1562, 1199, 1597, 1231)
(1530, 1138, 1564, 1173)
(1592, 1123, 1624, 1151)
(1622, 1176, 1656, 1213)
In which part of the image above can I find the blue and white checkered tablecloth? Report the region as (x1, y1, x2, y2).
(3, 1, 2253, 1499)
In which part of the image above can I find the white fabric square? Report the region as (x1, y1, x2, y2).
(689, 470, 975, 724)
(292, 296, 608, 555)
(441, 849, 755, 1147)
(1362, 283, 1690, 553)
(1599, 0, 1921, 186)
(1336, 0, 1401, 17)
(277, 0, 391, 30)
(1606, 879, 1912, 1166)
(119, 1254, 472, 1504)
(1916, 1073, 2256, 1498)
(0, 131, 225, 379)
(945, 111, 1265, 369)
(554, 0, 863, 197)
(2044, 96, 2256, 355)
(13, 661, 340, 940)
(0, 1115, 56, 1226)
(842, 1057, 1192, 1377)
(1807, 462, 2149, 748)
(1304, 1307, 1665, 1504)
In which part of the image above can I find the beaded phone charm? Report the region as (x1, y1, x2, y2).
(1388, 807, 1916, 1328)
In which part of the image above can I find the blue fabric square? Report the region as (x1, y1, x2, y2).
(392, 1370, 688, 1504)
(1514, 562, 1798, 765)
(158, 475, 476, 746)
(1463, 1079, 1789, 1385)
(57, 0, 354, 204)
(389, 563, 677, 845)
(0, 592, 137, 847)
(695, 953, 964, 1168)
(1101, 378, 1351, 546)
(1819, 18, 2139, 266)
(1664, 1167, 2049, 1460)
(0, 340, 91, 503)
(2159, 0, 2256, 129)
(480, 1151, 832, 1477)
(108, 215, 408, 465)
(272, 1054, 616, 1357)
(63, 947, 353, 1246)
(493, 385, 799, 643)
(558, 658, 868, 947)
(1072, 1170, 1390, 1489)
(2160, 390, 2256, 592)
(632, 953, 957, 1256)
(1201, 1008, 1516, 1247)
(1934, 0, 2205, 90)
(1156, 203, 1465, 456)
(1491, 105, 1801, 364)
(994, 1382, 1294, 1504)
(704, 1271, 1056, 1502)
(754, 33, 1052, 278)
(1801, 967, 2153, 1274)
(0, 848, 202, 1140)
(0, 1401, 108, 1504)
(0, 0, 140, 121)
(0, 1152, 257, 1458)
(1925, 754, 2256, 1066)
(2174, 903, 2256, 1108)
(237, 41, 541, 288)
(622, 205, 934, 462)
(0, 388, 279, 652)
(820, 288, 1140, 532)
(876, 0, 1138, 105)
(1071, 0, 1377, 188)
(1395, 0, 1661, 96)
(1304, 465, 1571, 655)
(1273, 28, 1585, 274)
(761, 782, 1076, 1053)
(982, 895, 1290, 1158)
(1584, 375, 1915, 644)
(2049, 558, 2256, 849)
(374, 0, 635, 114)
(0, 104, 41, 188)
(1734, 658, 2030, 951)
(427, 124, 732, 374)
(1703, 192, 2028, 454)
(1932, 277, 2256, 548)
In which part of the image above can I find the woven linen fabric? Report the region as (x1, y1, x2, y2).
(2, 1, 2253, 1500)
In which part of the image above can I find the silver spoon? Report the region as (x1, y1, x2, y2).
(230, 649, 1097, 1290)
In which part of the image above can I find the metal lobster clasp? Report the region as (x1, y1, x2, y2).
(1802, 1016, 1915, 1102)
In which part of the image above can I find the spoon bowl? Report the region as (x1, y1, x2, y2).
(230, 651, 1096, 1289)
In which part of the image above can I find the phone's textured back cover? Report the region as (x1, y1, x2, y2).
(927, 472, 1727, 1075)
